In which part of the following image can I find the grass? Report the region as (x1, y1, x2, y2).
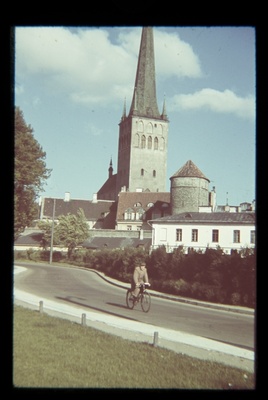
(13, 305, 255, 389)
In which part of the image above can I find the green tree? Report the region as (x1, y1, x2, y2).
(53, 209, 90, 258)
(14, 107, 51, 239)
(37, 219, 54, 249)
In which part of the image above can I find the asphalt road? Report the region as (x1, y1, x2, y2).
(14, 262, 255, 351)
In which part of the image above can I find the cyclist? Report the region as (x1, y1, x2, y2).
(131, 262, 150, 300)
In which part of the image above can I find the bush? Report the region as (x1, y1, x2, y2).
(14, 250, 28, 260)
(231, 292, 241, 305)
(161, 279, 191, 297)
(13, 244, 255, 308)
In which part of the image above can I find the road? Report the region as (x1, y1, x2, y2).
(14, 262, 255, 351)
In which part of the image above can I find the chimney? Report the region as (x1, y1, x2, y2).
(64, 192, 70, 202)
(92, 193, 98, 203)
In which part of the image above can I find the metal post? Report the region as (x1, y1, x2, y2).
(49, 199, 56, 264)
(153, 331, 159, 347)
(81, 313, 86, 326)
(39, 300, 43, 314)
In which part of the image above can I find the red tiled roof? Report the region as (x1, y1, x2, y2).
(116, 191, 170, 220)
(97, 174, 117, 200)
(42, 198, 116, 228)
(171, 160, 210, 182)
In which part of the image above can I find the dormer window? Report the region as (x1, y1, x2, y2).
(124, 208, 133, 220)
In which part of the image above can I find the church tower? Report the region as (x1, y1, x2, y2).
(116, 27, 169, 196)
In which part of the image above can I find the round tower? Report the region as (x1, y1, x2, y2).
(170, 160, 210, 215)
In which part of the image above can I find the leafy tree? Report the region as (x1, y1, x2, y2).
(53, 208, 90, 258)
(14, 107, 51, 239)
(147, 245, 170, 280)
(37, 219, 54, 249)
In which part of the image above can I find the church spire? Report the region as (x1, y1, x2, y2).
(129, 27, 161, 119)
(108, 157, 113, 178)
(121, 97, 127, 121)
(161, 95, 168, 120)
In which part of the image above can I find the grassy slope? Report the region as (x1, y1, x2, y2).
(13, 306, 254, 389)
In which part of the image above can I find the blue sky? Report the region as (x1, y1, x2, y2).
(15, 26, 256, 206)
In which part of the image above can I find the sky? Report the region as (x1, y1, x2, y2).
(14, 26, 256, 207)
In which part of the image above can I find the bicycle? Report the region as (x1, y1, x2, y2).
(126, 283, 151, 313)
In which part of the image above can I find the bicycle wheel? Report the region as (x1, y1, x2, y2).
(141, 291, 151, 312)
(126, 290, 135, 309)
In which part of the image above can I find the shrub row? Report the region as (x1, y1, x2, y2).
(14, 245, 256, 308)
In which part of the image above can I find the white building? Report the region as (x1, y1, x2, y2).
(150, 211, 255, 254)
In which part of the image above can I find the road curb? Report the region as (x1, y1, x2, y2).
(14, 261, 254, 316)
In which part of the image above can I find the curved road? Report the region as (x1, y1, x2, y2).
(14, 262, 255, 351)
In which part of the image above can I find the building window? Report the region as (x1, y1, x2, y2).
(141, 168, 144, 176)
(233, 230, 240, 243)
(124, 208, 133, 220)
(147, 122, 153, 134)
(192, 229, 198, 242)
(148, 136, 152, 149)
(153, 170, 156, 177)
(176, 229, 182, 241)
(127, 225, 132, 231)
(212, 229, 219, 242)
(141, 135, 146, 148)
(136, 208, 144, 220)
(138, 120, 144, 132)
(250, 230, 255, 244)
(134, 133, 139, 147)
(154, 137, 158, 150)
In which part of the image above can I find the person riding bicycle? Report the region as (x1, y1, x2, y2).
(131, 262, 150, 300)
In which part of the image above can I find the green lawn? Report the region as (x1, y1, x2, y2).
(13, 305, 255, 389)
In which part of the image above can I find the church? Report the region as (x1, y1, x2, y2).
(15, 27, 255, 253)
(95, 27, 218, 231)
(97, 27, 169, 201)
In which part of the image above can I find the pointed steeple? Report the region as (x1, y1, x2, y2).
(108, 157, 113, 178)
(129, 27, 161, 119)
(121, 97, 127, 121)
(161, 95, 168, 120)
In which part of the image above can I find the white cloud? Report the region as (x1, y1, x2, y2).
(33, 96, 41, 107)
(170, 89, 255, 120)
(154, 29, 202, 78)
(15, 27, 137, 106)
(15, 27, 202, 108)
(15, 82, 24, 95)
(86, 123, 103, 136)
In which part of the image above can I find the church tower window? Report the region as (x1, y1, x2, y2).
(147, 122, 153, 133)
(141, 135, 146, 148)
(138, 120, 144, 132)
(148, 136, 152, 149)
(134, 133, 139, 147)
(154, 137, 158, 150)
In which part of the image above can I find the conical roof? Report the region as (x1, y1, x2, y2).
(129, 27, 161, 119)
(170, 160, 210, 182)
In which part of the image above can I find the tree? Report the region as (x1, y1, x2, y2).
(14, 107, 51, 239)
(37, 219, 54, 249)
(53, 209, 90, 258)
